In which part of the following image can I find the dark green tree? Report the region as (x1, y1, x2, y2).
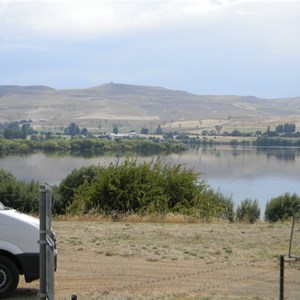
(140, 127, 149, 134)
(64, 122, 81, 136)
(215, 125, 222, 135)
(230, 129, 242, 136)
(3, 129, 14, 139)
(81, 128, 88, 136)
(4, 128, 25, 139)
(45, 131, 53, 140)
(155, 125, 163, 135)
(7, 121, 20, 131)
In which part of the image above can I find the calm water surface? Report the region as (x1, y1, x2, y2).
(1, 146, 300, 212)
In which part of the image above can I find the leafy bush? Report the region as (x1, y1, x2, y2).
(69, 158, 203, 215)
(197, 188, 234, 222)
(265, 193, 300, 222)
(0, 160, 243, 222)
(57, 165, 99, 214)
(66, 158, 234, 221)
(0, 169, 39, 213)
(236, 199, 260, 223)
(43, 140, 60, 150)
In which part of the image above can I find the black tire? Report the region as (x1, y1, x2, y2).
(0, 256, 19, 299)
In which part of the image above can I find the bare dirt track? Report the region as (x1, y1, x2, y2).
(13, 219, 300, 300)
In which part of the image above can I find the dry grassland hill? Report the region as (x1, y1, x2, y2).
(1, 83, 300, 132)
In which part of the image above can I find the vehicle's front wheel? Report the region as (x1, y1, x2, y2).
(0, 256, 19, 299)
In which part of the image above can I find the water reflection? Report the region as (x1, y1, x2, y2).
(195, 145, 300, 162)
(256, 147, 300, 161)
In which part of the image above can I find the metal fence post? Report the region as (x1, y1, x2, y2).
(39, 185, 47, 300)
(46, 186, 55, 300)
(279, 255, 284, 300)
(39, 184, 54, 300)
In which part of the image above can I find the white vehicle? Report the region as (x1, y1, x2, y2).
(0, 201, 57, 298)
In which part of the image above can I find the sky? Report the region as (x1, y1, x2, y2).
(0, 0, 300, 98)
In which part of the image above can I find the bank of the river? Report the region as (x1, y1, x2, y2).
(1, 146, 300, 216)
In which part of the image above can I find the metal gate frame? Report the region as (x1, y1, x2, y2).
(288, 204, 300, 260)
(39, 184, 55, 300)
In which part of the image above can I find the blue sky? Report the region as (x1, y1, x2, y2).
(0, 0, 300, 98)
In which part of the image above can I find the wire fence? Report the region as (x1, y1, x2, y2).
(80, 257, 299, 300)
(284, 258, 300, 300)
(55, 217, 300, 300)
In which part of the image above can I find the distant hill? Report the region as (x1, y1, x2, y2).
(0, 83, 300, 133)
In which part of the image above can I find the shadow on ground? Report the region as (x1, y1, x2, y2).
(9, 288, 39, 299)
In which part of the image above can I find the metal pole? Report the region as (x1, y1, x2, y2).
(289, 205, 300, 259)
(279, 255, 284, 300)
(39, 185, 47, 300)
(46, 186, 54, 300)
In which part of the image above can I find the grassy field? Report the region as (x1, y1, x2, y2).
(12, 217, 300, 300)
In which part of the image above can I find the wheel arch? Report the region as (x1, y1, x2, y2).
(0, 250, 22, 275)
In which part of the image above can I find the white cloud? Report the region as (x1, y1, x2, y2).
(1, 1, 297, 41)
(0, 0, 253, 40)
(0, 44, 47, 50)
(1, 0, 300, 97)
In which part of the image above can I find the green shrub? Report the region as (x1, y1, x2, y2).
(57, 165, 99, 214)
(0, 169, 39, 213)
(43, 140, 60, 150)
(265, 193, 300, 222)
(197, 188, 234, 222)
(69, 158, 206, 215)
(66, 158, 234, 221)
(236, 199, 260, 223)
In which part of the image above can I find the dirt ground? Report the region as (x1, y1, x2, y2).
(12, 218, 300, 300)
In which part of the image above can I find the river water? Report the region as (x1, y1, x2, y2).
(1, 145, 300, 213)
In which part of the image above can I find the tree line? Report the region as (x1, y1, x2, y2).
(0, 121, 88, 139)
(0, 135, 187, 155)
(2, 120, 300, 153)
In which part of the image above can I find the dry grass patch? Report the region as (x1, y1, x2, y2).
(14, 219, 300, 300)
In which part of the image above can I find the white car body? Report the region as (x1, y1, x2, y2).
(0, 201, 57, 297)
(0, 208, 39, 254)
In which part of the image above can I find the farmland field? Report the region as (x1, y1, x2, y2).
(13, 217, 300, 299)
